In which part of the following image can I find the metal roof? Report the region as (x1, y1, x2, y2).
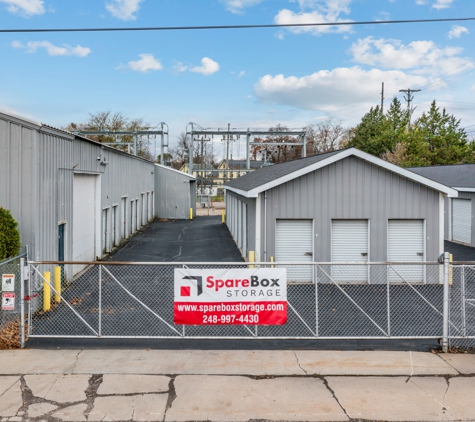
(224, 150, 341, 192)
(224, 148, 459, 198)
(408, 164, 475, 190)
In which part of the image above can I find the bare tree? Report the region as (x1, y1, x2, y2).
(68, 111, 155, 161)
(305, 119, 349, 155)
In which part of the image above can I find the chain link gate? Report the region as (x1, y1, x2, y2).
(27, 261, 450, 341)
(449, 264, 475, 349)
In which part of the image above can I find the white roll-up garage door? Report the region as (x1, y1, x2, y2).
(331, 220, 368, 282)
(388, 220, 424, 282)
(73, 174, 96, 262)
(276, 219, 313, 282)
(453, 199, 472, 245)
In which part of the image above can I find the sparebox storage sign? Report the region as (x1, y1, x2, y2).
(174, 268, 287, 325)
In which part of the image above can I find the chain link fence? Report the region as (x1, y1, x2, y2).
(28, 261, 449, 340)
(0, 253, 27, 348)
(449, 264, 475, 350)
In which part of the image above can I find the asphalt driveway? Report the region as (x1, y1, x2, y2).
(107, 216, 244, 262)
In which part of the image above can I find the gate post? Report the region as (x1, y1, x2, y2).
(442, 251, 450, 353)
(20, 258, 25, 349)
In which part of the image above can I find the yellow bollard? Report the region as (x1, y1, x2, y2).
(43, 271, 51, 312)
(270, 256, 274, 269)
(190, 208, 193, 220)
(222, 210, 225, 224)
(54, 266, 61, 303)
(249, 251, 255, 269)
(449, 253, 453, 286)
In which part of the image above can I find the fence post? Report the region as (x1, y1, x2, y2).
(99, 265, 102, 337)
(54, 266, 61, 303)
(442, 251, 450, 353)
(20, 258, 25, 349)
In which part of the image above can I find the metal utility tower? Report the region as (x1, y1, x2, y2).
(399, 88, 421, 131)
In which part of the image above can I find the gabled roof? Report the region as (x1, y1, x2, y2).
(408, 164, 475, 191)
(224, 148, 459, 198)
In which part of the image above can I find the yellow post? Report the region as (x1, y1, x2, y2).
(449, 253, 453, 286)
(249, 251, 255, 269)
(54, 266, 61, 303)
(43, 271, 51, 312)
(270, 256, 274, 268)
(190, 208, 193, 220)
(222, 210, 225, 224)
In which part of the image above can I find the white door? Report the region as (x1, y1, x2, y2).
(121, 198, 127, 240)
(388, 220, 424, 282)
(73, 174, 96, 262)
(453, 199, 472, 245)
(331, 220, 368, 282)
(276, 219, 313, 282)
(102, 209, 108, 254)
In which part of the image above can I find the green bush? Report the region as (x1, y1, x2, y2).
(0, 208, 21, 260)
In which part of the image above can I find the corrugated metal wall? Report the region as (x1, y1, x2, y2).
(154, 164, 196, 219)
(259, 155, 442, 262)
(36, 130, 156, 262)
(1, 112, 157, 262)
(0, 114, 38, 255)
(225, 191, 256, 259)
(226, 157, 444, 262)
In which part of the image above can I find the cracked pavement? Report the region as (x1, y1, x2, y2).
(0, 349, 474, 421)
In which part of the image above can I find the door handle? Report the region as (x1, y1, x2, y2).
(417, 252, 423, 256)
(361, 253, 368, 257)
(305, 252, 313, 256)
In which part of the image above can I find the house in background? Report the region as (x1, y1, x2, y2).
(409, 164, 475, 248)
(223, 148, 457, 282)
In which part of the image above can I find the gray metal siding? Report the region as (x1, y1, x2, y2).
(261, 156, 441, 262)
(225, 191, 256, 258)
(0, 117, 38, 257)
(154, 165, 196, 219)
(1, 112, 157, 262)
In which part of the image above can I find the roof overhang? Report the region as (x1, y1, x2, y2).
(154, 163, 197, 180)
(454, 187, 475, 193)
(224, 148, 459, 198)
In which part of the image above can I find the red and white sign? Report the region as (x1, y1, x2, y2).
(174, 268, 287, 325)
(2, 293, 15, 311)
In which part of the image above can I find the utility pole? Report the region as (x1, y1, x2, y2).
(381, 82, 385, 114)
(399, 88, 421, 132)
(197, 135, 210, 194)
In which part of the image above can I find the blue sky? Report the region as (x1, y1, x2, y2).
(0, 0, 474, 158)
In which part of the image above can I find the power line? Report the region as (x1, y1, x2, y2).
(1, 17, 475, 33)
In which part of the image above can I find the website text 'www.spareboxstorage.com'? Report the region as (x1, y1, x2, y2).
(174, 268, 287, 325)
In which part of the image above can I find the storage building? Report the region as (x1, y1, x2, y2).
(409, 164, 475, 247)
(224, 148, 457, 282)
(0, 110, 195, 270)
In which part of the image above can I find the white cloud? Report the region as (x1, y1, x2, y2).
(127, 54, 162, 72)
(0, 0, 44, 16)
(432, 0, 454, 9)
(415, 0, 427, 4)
(220, 0, 264, 14)
(471, 84, 475, 93)
(190, 57, 220, 76)
(106, 0, 143, 20)
(238, 70, 246, 78)
(172, 61, 188, 73)
(448, 25, 469, 39)
(254, 67, 428, 111)
(274, 0, 353, 36)
(349, 37, 470, 74)
(12, 40, 91, 57)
